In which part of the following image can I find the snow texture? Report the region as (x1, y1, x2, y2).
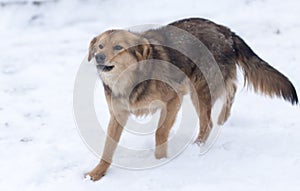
(0, 0, 300, 190)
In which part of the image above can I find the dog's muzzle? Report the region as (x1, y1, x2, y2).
(95, 53, 106, 64)
(96, 64, 114, 72)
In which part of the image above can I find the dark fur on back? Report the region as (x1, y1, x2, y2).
(142, 18, 298, 105)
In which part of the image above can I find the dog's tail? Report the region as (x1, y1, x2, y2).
(233, 34, 298, 105)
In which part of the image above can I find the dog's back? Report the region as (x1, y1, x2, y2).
(167, 18, 298, 105)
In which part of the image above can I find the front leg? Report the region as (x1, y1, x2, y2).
(86, 113, 128, 181)
(155, 96, 181, 159)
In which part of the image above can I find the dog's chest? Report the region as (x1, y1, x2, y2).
(115, 94, 165, 117)
(129, 100, 164, 117)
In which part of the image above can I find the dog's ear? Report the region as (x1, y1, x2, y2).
(88, 37, 97, 62)
(133, 42, 152, 61)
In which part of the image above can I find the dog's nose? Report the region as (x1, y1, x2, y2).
(95, 53, 106, 64)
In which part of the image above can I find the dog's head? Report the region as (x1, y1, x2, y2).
(88, 30, 152, 77)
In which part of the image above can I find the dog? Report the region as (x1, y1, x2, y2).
(85, 18, 298, 181)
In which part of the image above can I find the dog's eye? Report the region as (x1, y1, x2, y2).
(113, 45, 123, 51)
(99, 44, 104, 49)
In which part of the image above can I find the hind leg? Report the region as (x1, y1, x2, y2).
(218, 83, 237, 125)
(196, 101, 213, 143)
(191, 89, 213, 144)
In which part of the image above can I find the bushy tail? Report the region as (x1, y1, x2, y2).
(233, 34, 298, 105)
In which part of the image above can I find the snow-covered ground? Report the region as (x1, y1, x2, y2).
(1, 0, 300, 190)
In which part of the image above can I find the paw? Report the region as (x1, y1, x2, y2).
(155, 148, 167, 159)
(84, 160, 110, 181)
(217, 118, 225, 126)
(84, 169, 106, 181)
(194, 137, 205, 147)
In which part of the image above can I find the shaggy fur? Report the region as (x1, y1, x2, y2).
(85, 18, 298, 181)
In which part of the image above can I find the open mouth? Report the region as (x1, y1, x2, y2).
(96, 64, 115, 72)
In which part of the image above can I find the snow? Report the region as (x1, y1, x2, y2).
(0, 0, 300, 190)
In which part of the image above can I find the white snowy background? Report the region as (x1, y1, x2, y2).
(0, 0, 300, 190)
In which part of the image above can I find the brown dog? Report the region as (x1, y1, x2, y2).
(85, 18, 298, 181)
